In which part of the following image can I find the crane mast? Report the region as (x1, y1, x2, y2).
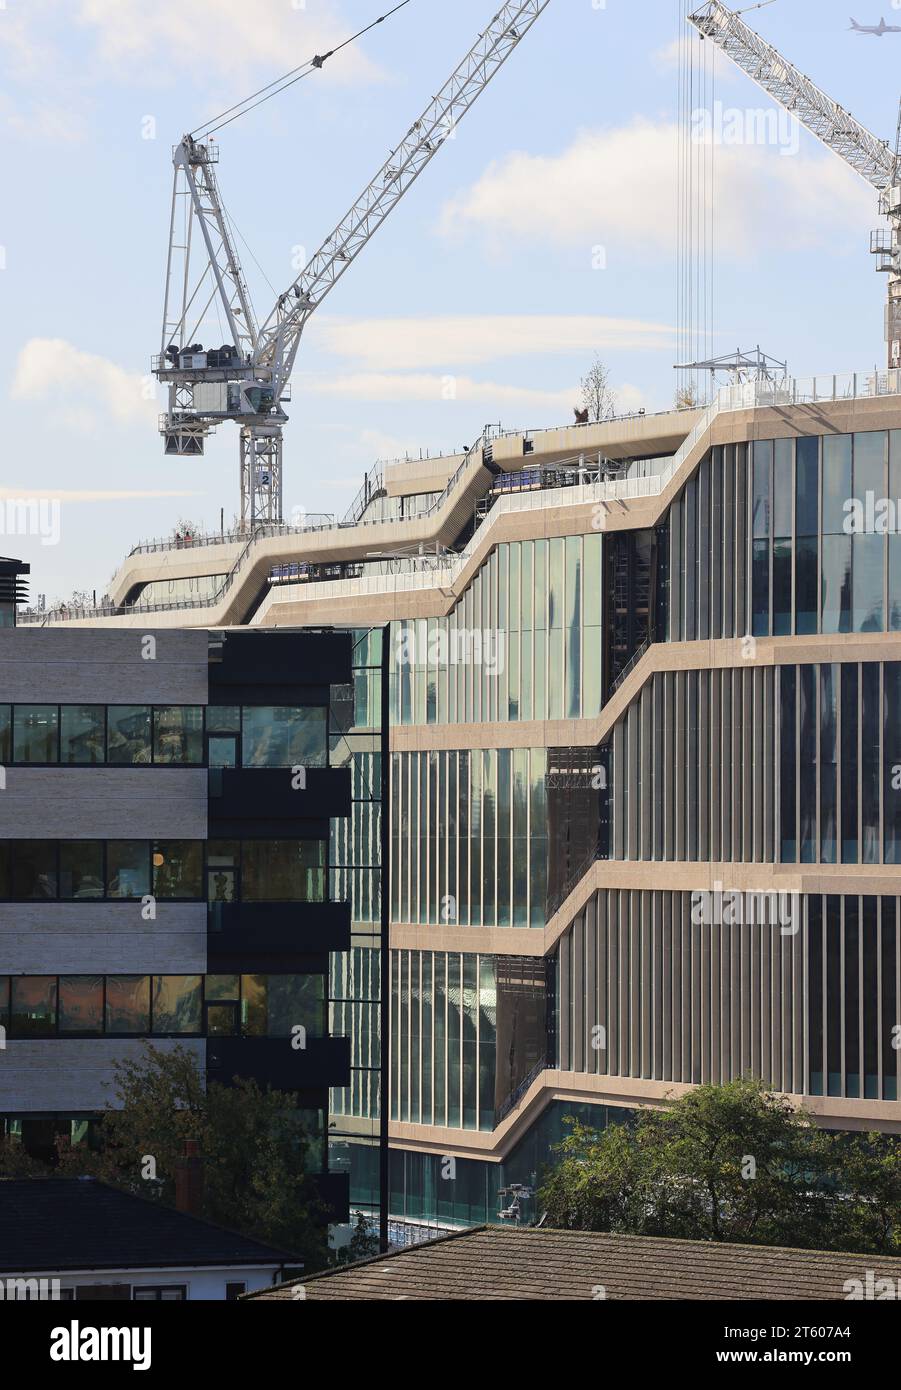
(154, 0, 552, 530)
(688, 0, 901, 370)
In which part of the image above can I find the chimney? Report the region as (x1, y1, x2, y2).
(174, 1140, 204, 1217)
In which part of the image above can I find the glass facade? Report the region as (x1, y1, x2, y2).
(0, 703, 329, 767)
(0, 840, 326, 901)
(0, 973, 326, 1038)
(391, 534, 603, 726)
(327, 629, 385, 1228)
(391, 747, 548, 928)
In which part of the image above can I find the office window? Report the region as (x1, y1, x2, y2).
(60, 842, 104, 899)
(821, 535, 852, 634)
(0, 706, 10, 762)
(13, 706, 58, 763)
(59, 977, 104, 1034)
(153, 707, 203, 764)
(107, 842, 150, 899)
(242, 706, 327, 768)
(206, 706, 240, 733)
(152, 976, 202, 1033)
(153, 841, 202, 898)
(822, 434, 852, 534)
(105, 976, 151, 1034)
(241, 841, 325, 902)
(107, 707, 152, 764)
(205, 974, 239, 1000)
(853, 430, 886, 502)
(241, 974, 325, 1037)
(853, 533, 884, 632)
(13, 841, 58, 899)
(60, 706, 105, 764)
(10, 977, 56, 1037)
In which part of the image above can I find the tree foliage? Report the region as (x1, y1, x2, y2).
(43, 1044, 331, 1269)
(580, 355, 618, 423)
(539, 1077, 900, 1255)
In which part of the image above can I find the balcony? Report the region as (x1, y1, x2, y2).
(207, 900, 351, 969)
(208, 766, 351, 834)
(206, 1035, 351, 1092)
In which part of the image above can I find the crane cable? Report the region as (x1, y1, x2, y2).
(190, 0, 414, 139)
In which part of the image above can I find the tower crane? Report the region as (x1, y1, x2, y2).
(154, 1, 551, 530)
(688, 1, 901, 371)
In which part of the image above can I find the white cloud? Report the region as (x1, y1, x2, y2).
(305, 371, 644, 416)
(438, 120, 875, 259)
(75, 0, 381, 84)
(651, 36, 734, 80)
(10, 338, 159, 429)
(0, 0, 384, 141)
(312, 313, 673, 370)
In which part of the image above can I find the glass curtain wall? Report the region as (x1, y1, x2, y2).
(391, 534, 603, 727)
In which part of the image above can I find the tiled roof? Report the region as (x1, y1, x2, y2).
(247, 1226, 901, 1301)
(0, 1178, 294, 1273)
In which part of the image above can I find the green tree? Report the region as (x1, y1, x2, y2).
(55, 1043, 328, 1270)
(0, 1136, 51, 1178)
(338, 1212, 380, 1264)
(822, 1131, 901, 1256)
(539, 1078, 898, 1255)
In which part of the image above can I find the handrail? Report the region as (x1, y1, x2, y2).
(495, 1058, 548, 1125)
(546, 841, 605, 923)
(609, 636, 652, 695)
(24, 369, 901, 626)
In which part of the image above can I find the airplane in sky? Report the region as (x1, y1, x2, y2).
(849, 15, 901, 34)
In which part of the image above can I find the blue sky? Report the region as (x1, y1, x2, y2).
(1, 0, 899, 601)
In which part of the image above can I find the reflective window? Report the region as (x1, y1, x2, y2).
(821, 535, 852, 633)
(752, 441, 772, 538)
(153, 707, 203, 764)
(107, 842, 149, 899)
(205, 706, 240, 733)
(152, 976, 202, 1033)
(242, 706, 327, 768)
(153, 841, 203, 898)
(795, 436, 819, 536)
(0, 706, 9, 763)
(105, 976, 150, 1034)
(853, 533, 884, 632)
(59, 977, 103, 1033)
(853, 431, 886, 502)
(240, 974, 325, 1037)
(60, 842, 104, 899)
(13, 842, 57, 899)
(107, 706, 152, 764)
(822, 434, 852, 534)
(10, 977, 56, 1037)
(60, 706, 105, 764)
(241, 840, 325, 902)
(13, 706, 58, 763)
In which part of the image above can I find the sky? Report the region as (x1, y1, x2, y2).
(1, 0, 899, 603)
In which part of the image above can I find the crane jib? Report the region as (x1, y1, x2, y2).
(155, 0, 553, 529)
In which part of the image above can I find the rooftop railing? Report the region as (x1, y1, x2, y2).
(24, 370, 901, 626)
